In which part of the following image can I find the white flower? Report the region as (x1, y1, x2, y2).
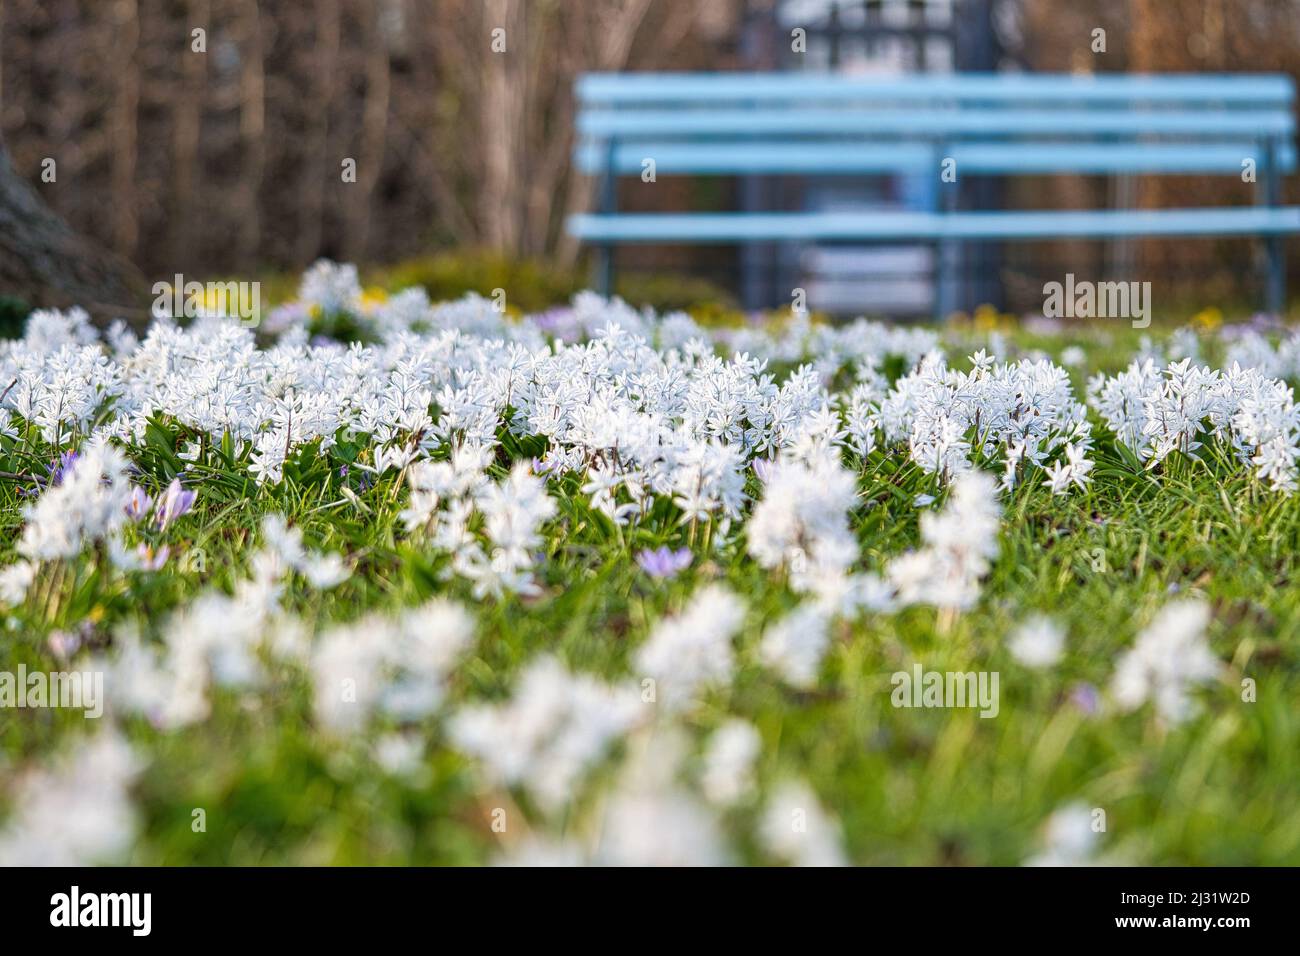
(1090, 358, 1300, 493)
(889, 470, 1001, 611)
(448, 656, 644, 812)
(747, 449, 859, 590)
(1110, 600, 1220, 723)
(1043, 442, 1094, 495)
(298, 259, 362, 315)
(595, 728, 731, 866)
(22, 306, 99, 352)
(700, 720, 761, 806)
(0, 560, 36, 605)
(259, 514, 350, 588)
(760, 604, 832, 689)
(1025, 802, 1100, 866)
(0, 730, 140, 866)
(1008, 615, 1065, 669)
(19, 441, 133, 560)
(313, 599, 475, 733)
(633, 586, 746, 713)
(759, 780, 847, 867)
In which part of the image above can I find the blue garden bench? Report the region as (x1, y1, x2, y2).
(567, 72, 1300, 319)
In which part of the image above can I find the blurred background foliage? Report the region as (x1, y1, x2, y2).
(2, 0, 1299, 316)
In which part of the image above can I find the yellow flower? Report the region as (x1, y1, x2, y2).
(200, 286, 227, 313)
(973, 304, 1002, 331)
(359, 287, 389, 312)
(1189, 307, 1222, 331)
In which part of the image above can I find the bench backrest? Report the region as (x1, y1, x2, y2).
(574, 72, 1297, 178)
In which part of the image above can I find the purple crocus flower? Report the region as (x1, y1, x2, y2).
(531, 306, 578, 341)
(124, 485, 152, 520)
(636, 546, 693, 579)
(1068, 682, 1100, 716)
(48, 629, 82, 661)
(155, 478, 197, 529)
(46, 450, 79, 487)
(135, 544, 171, 571)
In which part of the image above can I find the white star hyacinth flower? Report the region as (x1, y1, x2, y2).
(1042, 442, 1094, 495)
(1008, 615, 1066, 669)
(760, 604, 833, 689)
(633, 585, 747, 713)
(0, 560, 37, 605)
(700, 720, 762, 806)
(759, 779, 847, 867)
(1060, 345, 1087, 367)
(880, 351, 1092, 488)
(448, 656, 644, 812)
(467, 461, 557, 596)
(100, 514, 351, 729)
(1110, 599, 1220, 724)
(18, 441, 132, 560)
(594, 729, 731, 866)
(1025, 802, 1101, 867)
(312, 599, 475, 733)
(746, 448, 859, 591)
(1089, 358, 1300, 492)
(298, 258, 363, 316)
(889, 469, 1001, 611)
(259, 513, 350, 588)
(0, 730, 140, 866)
(19, 306, 100, 352)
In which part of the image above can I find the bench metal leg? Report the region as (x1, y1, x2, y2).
(1259, 137, 1285, 317)
(935, 147, 958, 323)
(1266, 235, 1285, 317)
(933, 239, 955, 323)
(594, 244, 613, 298)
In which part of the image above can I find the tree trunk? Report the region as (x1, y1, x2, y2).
(0, 0, 147, 323)
(0, 143, 148, 321)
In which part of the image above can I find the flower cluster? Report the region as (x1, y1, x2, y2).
(1110, 599, 1220, 724)
(0, 261, 1278, 867)
(880, 349, 1093, 489)
(1089, 358, 1300, 490)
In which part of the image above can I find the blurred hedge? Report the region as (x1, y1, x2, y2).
(0, 295, 30, 339)
(371, 252, 736, 316)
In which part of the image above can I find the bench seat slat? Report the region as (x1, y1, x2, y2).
(578, 109, 1293, 138)
(575, 142, 1297, 175)
(569, 207, 1300, 242)
(577, 72, 1296, 106)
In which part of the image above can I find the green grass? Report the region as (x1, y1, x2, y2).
(1, 328, 1298, 866)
